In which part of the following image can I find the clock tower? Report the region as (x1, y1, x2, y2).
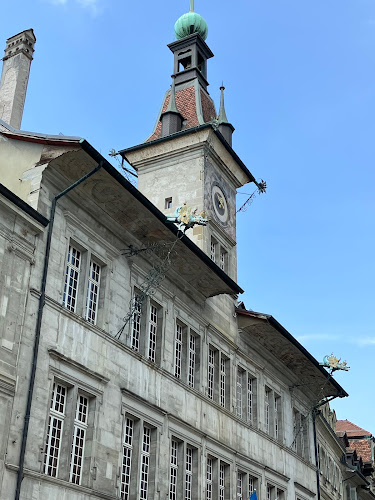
(119, 4, 257, 284)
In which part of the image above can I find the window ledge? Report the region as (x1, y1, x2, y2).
(5, 463, 117, 500)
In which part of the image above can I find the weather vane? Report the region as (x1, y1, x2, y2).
(320, 353, 350, 373)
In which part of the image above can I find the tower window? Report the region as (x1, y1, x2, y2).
(210, 237, 217, 263)
(178, 55, 192, 72)
(165, 197, 173, 209)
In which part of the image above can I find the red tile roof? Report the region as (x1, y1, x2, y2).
(146, 85, 216, 142)
(336, 419, 372, 437)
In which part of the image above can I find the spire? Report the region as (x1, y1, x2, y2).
(165, 75, 178, 113)
(160, 75, 184, 138)
(216, 84, 235, 147)
(217, 84, 229, 124)
(190, 0, 194, 12)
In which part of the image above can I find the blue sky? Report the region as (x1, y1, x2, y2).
(1, 0, 374, 432)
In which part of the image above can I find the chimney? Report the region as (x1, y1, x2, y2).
(0, 29, 36, 129)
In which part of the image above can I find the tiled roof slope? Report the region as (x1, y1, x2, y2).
(352, 439, 372, 462)
(336, 419, 372, 437)
(146, 85, 216, 142)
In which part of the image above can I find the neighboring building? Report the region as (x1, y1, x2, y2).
(0, 7, 350, 500)
(315, 405, 375, 500)
(337, 419, 375, 497)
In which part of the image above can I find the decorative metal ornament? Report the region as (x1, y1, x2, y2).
(166, 203, 208, 232)
(320, 353, 350, 372)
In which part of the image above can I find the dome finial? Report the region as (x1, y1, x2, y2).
(174, 2, 208, 41)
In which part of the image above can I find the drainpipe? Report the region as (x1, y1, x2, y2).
(15, 161, 103, 500)
(312, 407, 322, 500)
(312, 394, 343, 500)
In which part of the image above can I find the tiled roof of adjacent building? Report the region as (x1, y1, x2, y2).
(336, 419, 372, 437)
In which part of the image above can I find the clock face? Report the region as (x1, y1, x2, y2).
(211, 185, 228, 224)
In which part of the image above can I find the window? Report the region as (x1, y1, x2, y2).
(249, 475, 258, 497)
(274, 395, 280, 441)
(174, 321, 200, 389)
(44, 381, 94, 485)
(236, 369, 244, 418)
(44, 382, 66, 477)
(292, 409, 308, 459)
(185, 446, 193, 500)
(121, 417, 134, 500)
(265, 388, 271, 434)
(236, 366, 257, 424)
(207, 346, 230, 408)
(69, 394, 89, 484)
(247, 376, 256, 424)
(63, 245, 81, 312)
(265, 386, 282, 440)
(139, 427, 151, 499)
(169, 439, 178, 500)
(120, 415, 156, 500)
(267, 483, 285, 500)
(219, 248, 227, 272)
(206, 457, 213, 500)
(168, 438, 198, 500)
(63, 243, 104, 326)
(209, 237, 228, 273)
(208, 348, 215, 400)
(165, 197, 173, 209)
(210, 237, 217, 263)
(85, 260, 101, 324)
(129, 289, 163, 364)
(237, 472, 244, 499)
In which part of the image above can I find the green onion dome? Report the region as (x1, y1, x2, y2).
(174, 11, 208, 41)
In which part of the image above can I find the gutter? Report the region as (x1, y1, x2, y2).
(15, 161, 104, 500)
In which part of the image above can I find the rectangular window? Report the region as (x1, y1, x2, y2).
(165, 197, 173, 209)
(219, 248, 227, 272)
(293, 409, 308, 458)
(185, 447, 193, 500)
(121, 417, 134, 500)
(69, 394, 89, 485)
(63, 245, 81, 312)
(206, 457, 213, 500)
(236, 369, 243, 418)
(247, 377, 254, 423)
(237, 472, 243, 499)
(174, 323, 183, 378)
(249, 475, 257, 496)
(210, 238, 217, 263)
(219, 463, 225, 500)
(220, 357, 226, 408)
(265, 388, 271, 434)
(208, 348, 215, 400)
(169, 440, 178, 500)
(139, 427, 151, 499)
(267, 485, 272, 500)
(44, 383, 67, 477)
(131, 295, 142, 351)
(188, 333, 196, 388)
(148, 304, 158, 362)
(85, 260, 100, 324)
(274, 395, 280, 441)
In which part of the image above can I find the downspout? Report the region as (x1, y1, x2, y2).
(15, 161, 104, 500)
(312, 394, 342, 500)
(312, 408, 322, 500)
